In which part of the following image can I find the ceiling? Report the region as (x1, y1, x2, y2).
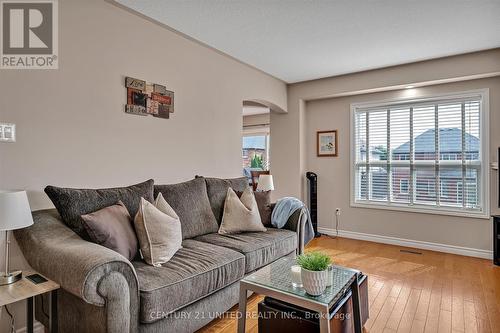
(115, 0, 500, 83)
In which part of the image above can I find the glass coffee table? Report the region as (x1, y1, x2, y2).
(237, 257, 362, 333)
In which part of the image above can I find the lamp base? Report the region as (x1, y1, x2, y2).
(0, 270, 22, 285)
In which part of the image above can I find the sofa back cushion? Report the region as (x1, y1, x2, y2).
(199, 176, 249, 224)
(154, 177, 218, 239)
(45, 179, 154, 240)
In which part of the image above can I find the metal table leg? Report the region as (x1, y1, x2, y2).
(319, 307, 331, 333)
(27, 296, 34, 333)
(237, 284, 248, 333)
(351, 275, 363, 333)
(49, 290, 58, 333)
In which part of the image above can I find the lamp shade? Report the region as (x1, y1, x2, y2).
(257, 175, 274, 191)
(0, 190, 34, 231)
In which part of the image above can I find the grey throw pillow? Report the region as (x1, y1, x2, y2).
(81, 201, 138, 261)
(198, 176, 249, 224)
(154, 177, 218, 239)
(45, 179, 154, 240)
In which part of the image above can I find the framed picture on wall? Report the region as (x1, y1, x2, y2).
(317, 130, 338, 157)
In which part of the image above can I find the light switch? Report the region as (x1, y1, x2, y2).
(0, 123, 16, 142)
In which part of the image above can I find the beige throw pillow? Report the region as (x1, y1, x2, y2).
(219, 187, 267, 234)
(134, 193, 182, 267)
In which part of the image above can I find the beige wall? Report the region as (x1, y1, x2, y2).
(272, 49, 500, 253)
(0, 0, 286, 330)
(306, 77, 499, 251)
(243, 113, 270, 127)
(0, 0, 286, 210)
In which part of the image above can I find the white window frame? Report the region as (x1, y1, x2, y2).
(350, 89, 490, 219)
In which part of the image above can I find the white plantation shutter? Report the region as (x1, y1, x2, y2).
(352, 92, 487, 217)
(368, 109, 388, 201)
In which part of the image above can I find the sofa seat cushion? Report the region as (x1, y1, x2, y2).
(133, 239, 245, 324)
(195, 228, 297, 273)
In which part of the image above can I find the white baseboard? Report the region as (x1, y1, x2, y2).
(317, 227, 493, 260)
(16, 321, 44, 333)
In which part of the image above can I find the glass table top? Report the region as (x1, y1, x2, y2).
(242, 257, 358, 307)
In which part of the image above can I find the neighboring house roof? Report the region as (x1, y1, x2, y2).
(243, 136, 266, 149)
(358, 145, 385, 155)
(371, 147, 387, 156)
(393, 128, 479, 154)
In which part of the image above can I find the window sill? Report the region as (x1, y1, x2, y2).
(350, 201, 490, 219)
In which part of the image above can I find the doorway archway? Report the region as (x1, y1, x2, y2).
(241, 100, 283, 184)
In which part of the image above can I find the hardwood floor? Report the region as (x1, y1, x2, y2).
(198, 236, 500, 333)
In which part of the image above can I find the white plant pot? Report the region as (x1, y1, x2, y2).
(300, 268, 328, 296)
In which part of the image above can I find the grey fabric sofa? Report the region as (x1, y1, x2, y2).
(14, 177, 307, 333)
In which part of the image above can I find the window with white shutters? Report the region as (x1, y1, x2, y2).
(351, 90, 489, 218)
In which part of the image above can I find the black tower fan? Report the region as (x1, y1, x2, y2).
(306, 172, 321, 237)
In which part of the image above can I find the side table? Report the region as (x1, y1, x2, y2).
(0, 271, 59, 333)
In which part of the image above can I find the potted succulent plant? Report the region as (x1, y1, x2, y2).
(297, 252, 332, 296)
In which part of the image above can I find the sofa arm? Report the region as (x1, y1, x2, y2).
(14, 209, 139, 333)
(269, 205, 307, 255)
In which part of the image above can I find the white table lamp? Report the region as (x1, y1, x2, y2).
(0, 190, 34, 285)
(256, 175, 274, 192)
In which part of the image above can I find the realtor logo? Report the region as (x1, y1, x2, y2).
(1, 0, 58, 69)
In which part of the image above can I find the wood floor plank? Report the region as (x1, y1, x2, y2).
(409, 319, 426, 333)
(365, 280, 394, 331)
(464, 300, 478, 333)
(370, 280, 386, 307)
(423, 285, 442, 333)
(441, 282, 452, 312)
(438, 309, 452, 333)
(413, 286, 431, 322)
(197, 237, 498, 333)
(385, 282, 412, 330)
(451, 295, 465, 332)
(396, 288, 422, 333)
(370, 295, 399, 333)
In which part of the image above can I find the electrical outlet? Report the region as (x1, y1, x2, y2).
(0, 123, 16, 142)
(335, 208, 341, 216)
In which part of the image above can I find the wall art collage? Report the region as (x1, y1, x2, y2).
(125, 76, 174, 119)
